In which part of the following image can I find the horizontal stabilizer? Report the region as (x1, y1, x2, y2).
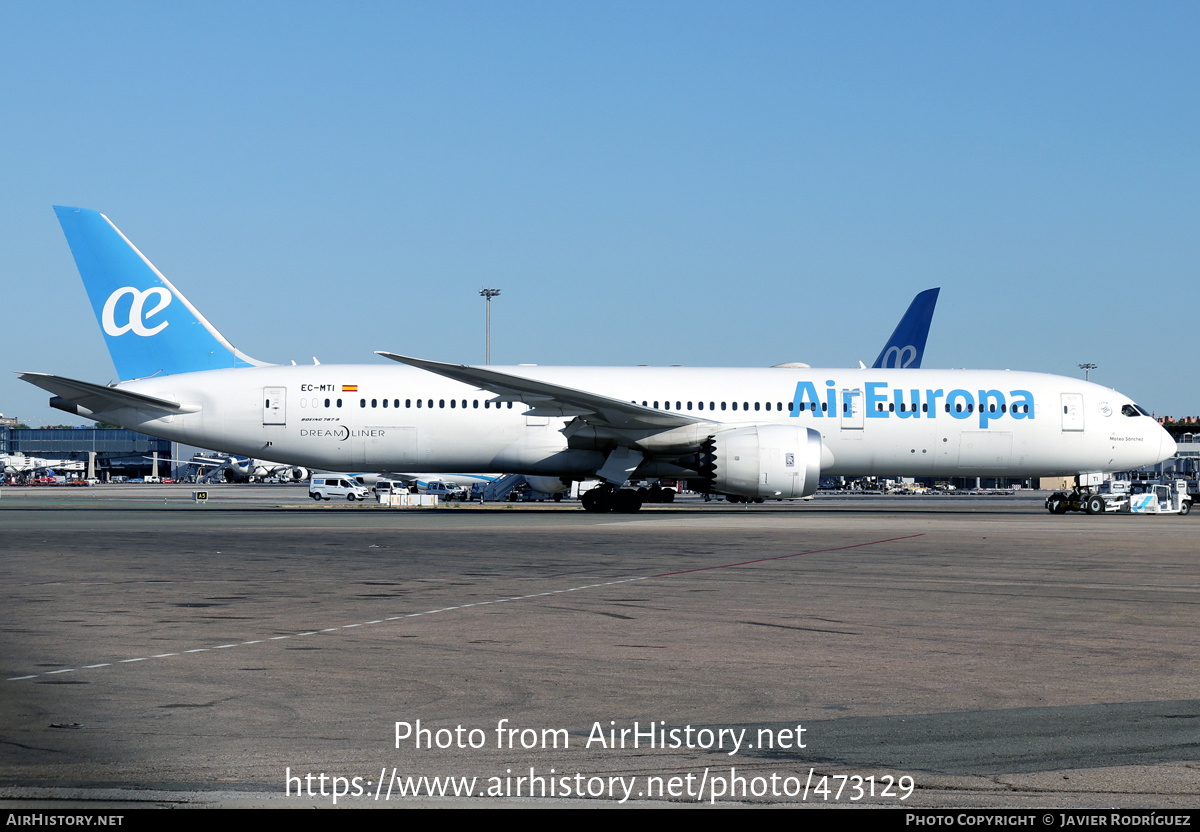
(18, 372, 199, 416)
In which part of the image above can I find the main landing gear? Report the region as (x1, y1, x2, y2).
(581, 484, 645, 513)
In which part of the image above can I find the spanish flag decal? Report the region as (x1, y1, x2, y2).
(342, 384, 358, 392)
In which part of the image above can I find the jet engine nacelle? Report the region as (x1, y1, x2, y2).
(702, 425, 824, 499)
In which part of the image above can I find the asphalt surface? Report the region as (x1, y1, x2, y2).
(1, 484, 1197, 807)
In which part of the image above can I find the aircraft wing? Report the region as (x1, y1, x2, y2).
(375, 352, 708, 432)
(18, 372, 199, 416)
(144, 455, 223, 467)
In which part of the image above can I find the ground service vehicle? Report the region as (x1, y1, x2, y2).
(309, 475, 371, 502)
(1046, 478, 1192, 516)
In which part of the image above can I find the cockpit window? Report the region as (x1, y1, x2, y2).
(1122, 403, 1152, 417)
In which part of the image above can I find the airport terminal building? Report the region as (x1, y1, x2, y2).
(1, 426, 175, 481)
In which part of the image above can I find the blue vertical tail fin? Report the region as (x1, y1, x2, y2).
(872, 288, 939, 369)
(53, 206, 268, 381)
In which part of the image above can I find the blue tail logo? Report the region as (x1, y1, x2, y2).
(102, 286, 173, 337)
(872, 288, 939, 369)
(54, 206, 267, 381)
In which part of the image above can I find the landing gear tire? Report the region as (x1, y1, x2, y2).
(1085, 495, 1106, 515)
(581, 489, 607, 513)
(582, 486, 643, 513)
(614, 490, 644, 513)
(1047, 493, 1068, 514)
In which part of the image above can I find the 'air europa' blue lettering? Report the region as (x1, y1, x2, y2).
(865, 382, 888, 418)
(790, 381, 1035, 429)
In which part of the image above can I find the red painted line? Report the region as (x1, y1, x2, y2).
(650, 533, 925, 578)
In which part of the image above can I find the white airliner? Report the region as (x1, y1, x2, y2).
(21, 207, 1176, 512)
(167, 453, 310, 483)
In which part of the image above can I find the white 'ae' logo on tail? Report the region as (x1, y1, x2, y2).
(880, 345, 918, 368)
(102, 287, 172, 337)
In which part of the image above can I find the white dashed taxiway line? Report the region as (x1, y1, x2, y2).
(7, 534, 918, 682)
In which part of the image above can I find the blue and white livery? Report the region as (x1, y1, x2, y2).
(872, 287, 939, 369)
(54, 206, 267, 380)
(23, 208, 1176, 512)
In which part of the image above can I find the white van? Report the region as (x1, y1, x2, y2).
(309, 475, 371, 502)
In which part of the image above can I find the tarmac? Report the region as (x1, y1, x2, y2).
(1, 484, 1197, 808)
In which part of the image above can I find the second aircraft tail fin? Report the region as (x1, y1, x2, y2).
(53, 206, 269, 381)
(872, 287, 939, 369)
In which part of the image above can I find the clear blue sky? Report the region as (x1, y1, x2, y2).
(2, 1, 1197, 424)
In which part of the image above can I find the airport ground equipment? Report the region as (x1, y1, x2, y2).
(1045, 477, 1192, 516)
(423, 480, 468, 501)
(309, 475, 371, 502)
(479, 474, 524, 501)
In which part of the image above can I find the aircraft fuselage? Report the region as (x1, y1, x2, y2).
(99, 364, 1173, 481)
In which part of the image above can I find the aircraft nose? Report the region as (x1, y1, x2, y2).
(1159, 426, 1177, 463)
